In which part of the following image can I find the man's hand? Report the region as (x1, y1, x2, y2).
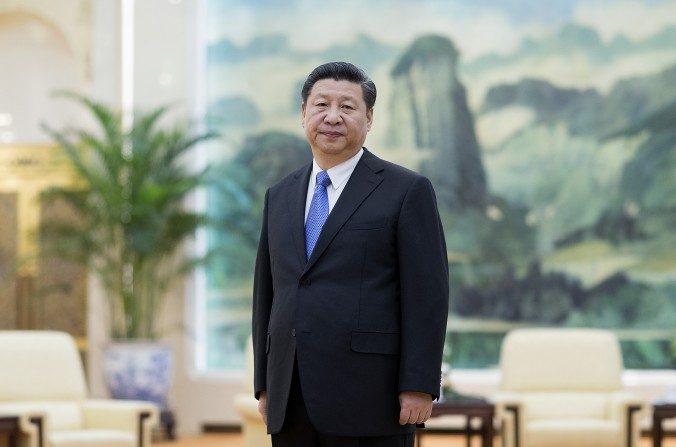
(258, 391, 268, 425)
(398, 391, 433, 425)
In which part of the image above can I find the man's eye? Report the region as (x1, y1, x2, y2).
(316, 102, 327, 107)
(342, 105, 354, 110)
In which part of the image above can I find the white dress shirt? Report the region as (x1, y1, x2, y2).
(304, 148, 364, 223)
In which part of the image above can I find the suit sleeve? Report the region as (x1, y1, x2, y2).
(252, 189, 272, 400)
(396, 176, 449, 399)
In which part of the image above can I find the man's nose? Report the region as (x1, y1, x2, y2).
(324, 106, 342, 124)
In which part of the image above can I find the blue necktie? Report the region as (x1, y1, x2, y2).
(305, 171, 332, 260)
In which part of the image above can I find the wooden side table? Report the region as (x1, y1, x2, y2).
(653, 402, 676, 447)
(0, 416, 20, 447)
(416, 394, 494, 447)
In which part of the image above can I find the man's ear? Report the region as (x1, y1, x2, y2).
(367, 108, 374, 131)
(301, 102, 306, 127)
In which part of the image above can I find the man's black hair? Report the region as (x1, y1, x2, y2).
(301, 62, 376, 109)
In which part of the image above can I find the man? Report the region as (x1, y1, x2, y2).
(252, 61, 449, 447)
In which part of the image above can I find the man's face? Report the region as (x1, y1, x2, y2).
(301, 79, 373, 165)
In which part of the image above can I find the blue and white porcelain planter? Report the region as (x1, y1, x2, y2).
(103, 341, 173, 409)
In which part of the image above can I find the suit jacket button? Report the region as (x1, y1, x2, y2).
(300, 278, 310, 286)
(291, 329, 296, 337)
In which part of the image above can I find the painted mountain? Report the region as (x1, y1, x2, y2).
(203, 0, 676, 371)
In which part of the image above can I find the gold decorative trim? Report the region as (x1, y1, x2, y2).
(0, 144, 81, 275)
(0, 144, 77, 178)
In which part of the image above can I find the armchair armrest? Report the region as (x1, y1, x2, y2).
(492, 392, 524, 408)
(609, 392, 646, 447)
(81, 400, 158, 447)
(492, 393, 525, 447)
(81, 399, 158, 431)
(0, 404, 45, 447)
(609, 392, 646, 419)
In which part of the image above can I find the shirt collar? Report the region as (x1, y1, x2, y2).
(311, 148, 364, 190)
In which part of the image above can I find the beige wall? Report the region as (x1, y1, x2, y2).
(0, 0, 89, 143)
(0, 0, 90, 80)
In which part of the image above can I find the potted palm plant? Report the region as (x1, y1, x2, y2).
(41, 92, 216, 410)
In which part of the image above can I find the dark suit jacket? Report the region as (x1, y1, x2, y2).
(252, 148, 449, 436)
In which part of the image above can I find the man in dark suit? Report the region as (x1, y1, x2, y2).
(252, 61, 449, 447)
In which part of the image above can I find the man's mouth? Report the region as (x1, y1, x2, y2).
(320, 131, 343, 137)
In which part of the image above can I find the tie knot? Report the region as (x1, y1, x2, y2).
(316, 170, 331, 188)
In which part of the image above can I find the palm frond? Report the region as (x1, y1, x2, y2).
(41, 92, 218, 339)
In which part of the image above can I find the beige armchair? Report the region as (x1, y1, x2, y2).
(234, 336, 270, 447)
(0, 331, 158, 447)
(494, 328, 645, 447)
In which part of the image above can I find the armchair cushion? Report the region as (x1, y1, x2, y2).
(0, 331, 87, 401)
(528, 419, 619, 447)
(519, 392, 609, 420)
(500, 329, 622, 392)
(50, 430, 136, 447)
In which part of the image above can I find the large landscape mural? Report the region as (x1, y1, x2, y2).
(204, 0, 676, 371)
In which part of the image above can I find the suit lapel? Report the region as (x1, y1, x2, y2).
(286, 164, 312, 268)
(303, 149, 384, 274)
